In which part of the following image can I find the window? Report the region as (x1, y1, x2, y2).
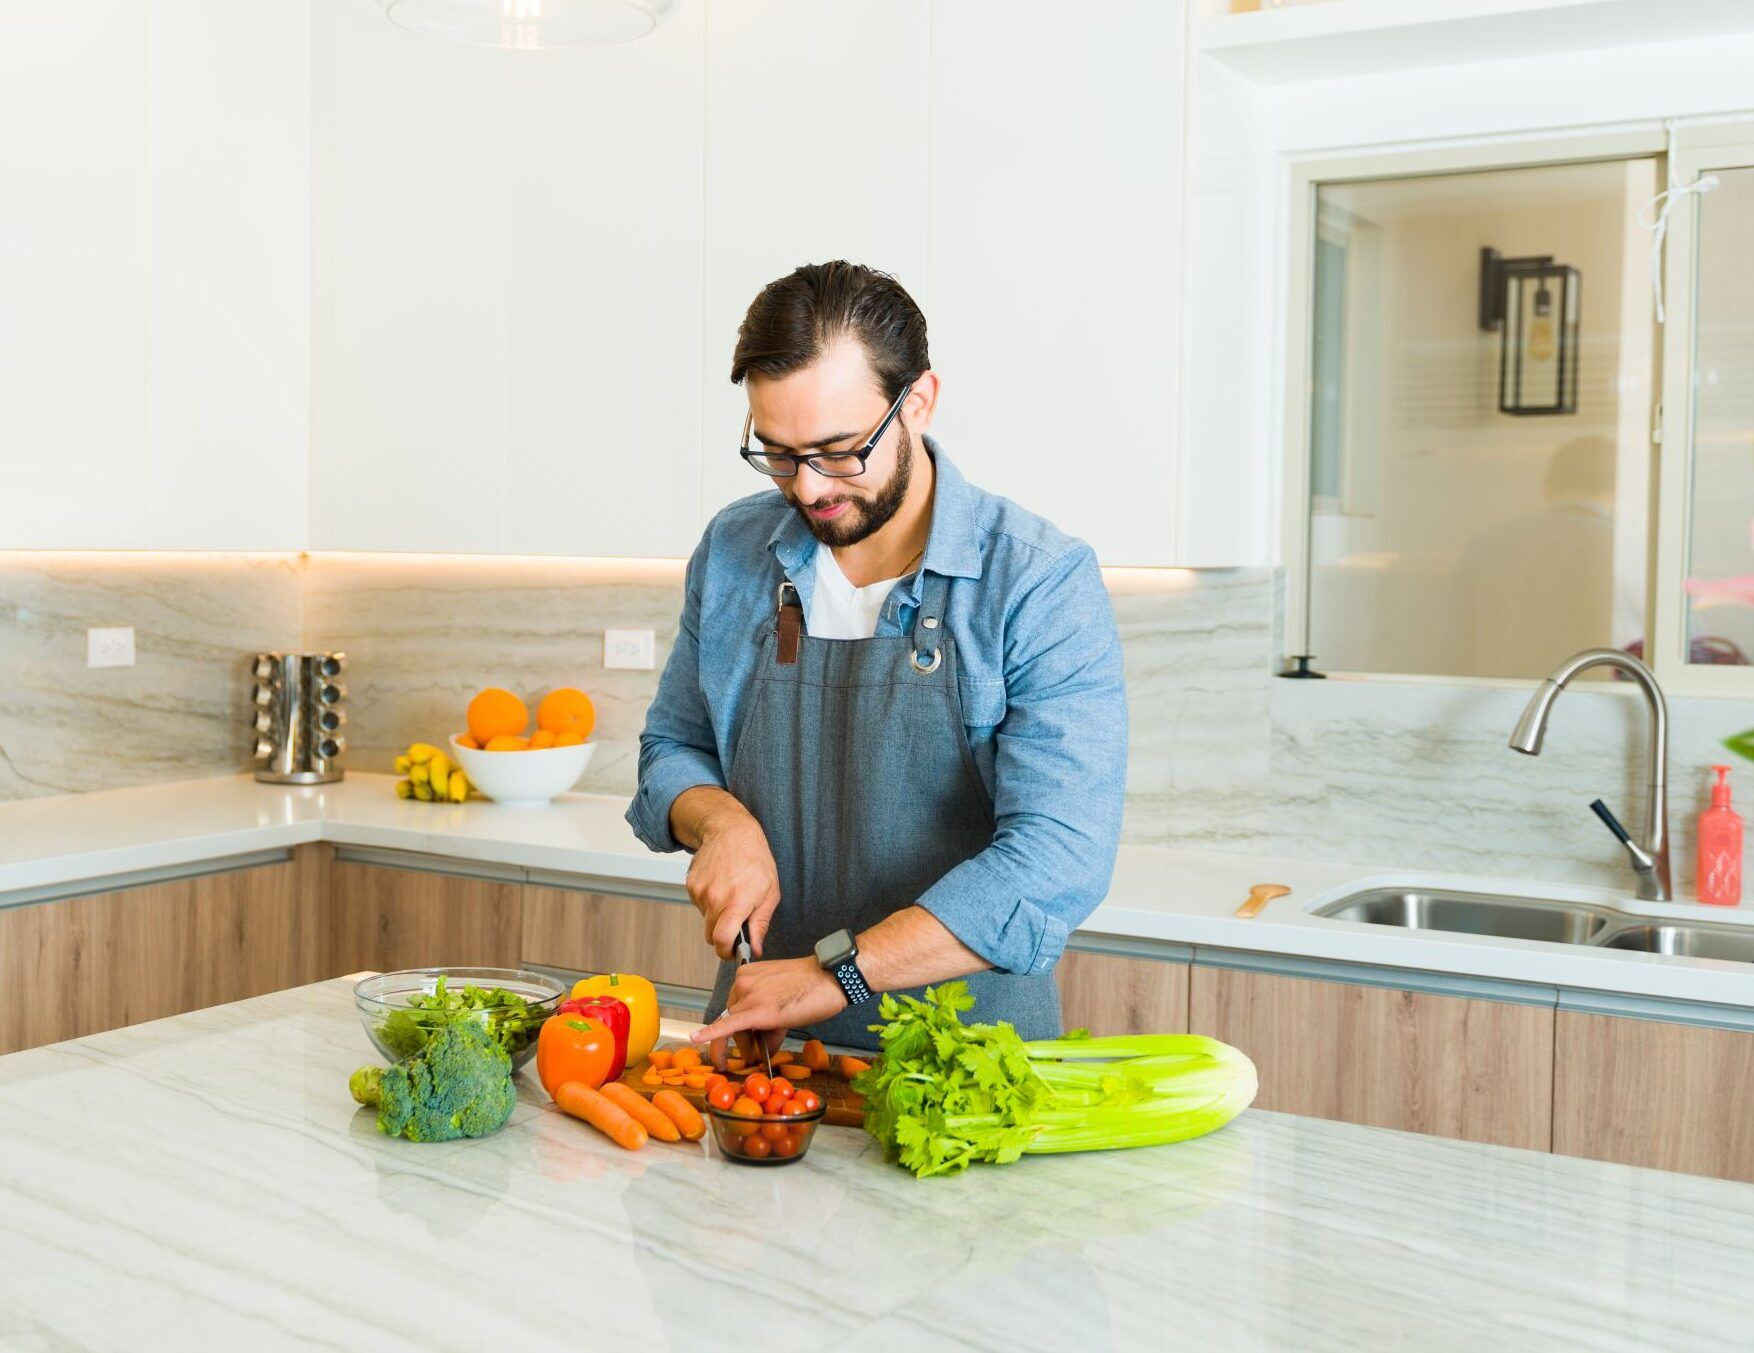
(1283, 128, 1754, 693)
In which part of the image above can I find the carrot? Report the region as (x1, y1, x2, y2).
(725, 1059, 749, 1074)
(779, 1063, 811, 1080)
(838, 1055, 872, 1079)
(641, 1068, 663, 1086)
(682, 1072, 711, 1089)
(652, 1088, 706, 1141)
(600, 1081, 682, 1142)
(555, 1081, 648, 1151)
(770, 1050, 794, 1065)
(660, 1070, 688, 1084)
(801, 1040, 830, 1072)
(649, 1049, 674, 1070)
(671, 1047, 701, 1071)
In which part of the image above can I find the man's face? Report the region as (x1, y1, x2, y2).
(746, 340, 914, 548)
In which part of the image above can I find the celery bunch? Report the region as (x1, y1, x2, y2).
(854, 982, 1257, 1178)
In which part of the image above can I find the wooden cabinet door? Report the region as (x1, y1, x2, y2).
(326, 858, 522, 976)
(0, 849, 322, 1054)
(1058, 950, 1188, 1036)
(1554, 1011, 1754, 1182)
(1190, 966, 1554, 1151)
(520, 886, 719, 994)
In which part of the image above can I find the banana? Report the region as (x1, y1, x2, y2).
(409, 763, 430, 786)
(430, 761, 450, 796)
(412, 780, 435, 801)
(448, 770, 471, 803)
(394, 779, 415, 799)
(393, 754, 411, 774)
(407, 742, 442, 765)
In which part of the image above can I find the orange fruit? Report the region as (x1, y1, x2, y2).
(455, 733, 481, 750)
(467, 688, 528, 744)
(553, 729, 585, 747)
(528, 729, 557, 749)
(483, 734, 531, 752)
(536, 688, 595, 741)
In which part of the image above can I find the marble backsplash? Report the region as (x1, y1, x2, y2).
(5, 552, 1754, 896)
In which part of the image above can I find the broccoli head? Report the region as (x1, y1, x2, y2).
(348, 1018, 517, 1142)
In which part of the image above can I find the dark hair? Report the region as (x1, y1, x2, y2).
(730, 260, 928, 401)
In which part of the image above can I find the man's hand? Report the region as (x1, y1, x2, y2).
(673, 789, 782, 959)
(691, 957, 847, 1066)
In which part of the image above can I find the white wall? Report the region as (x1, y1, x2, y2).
(0, 0, 310, 550)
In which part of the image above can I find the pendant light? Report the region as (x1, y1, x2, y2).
(374, 0, 680, 50)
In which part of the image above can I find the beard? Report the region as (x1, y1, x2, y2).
(788, 424, 914, 547)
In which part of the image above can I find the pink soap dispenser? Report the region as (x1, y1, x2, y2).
(1697, 765, 1743, 906)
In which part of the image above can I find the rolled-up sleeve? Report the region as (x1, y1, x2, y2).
(915, 543, 1127, 975)
(626, 537, 727, 853)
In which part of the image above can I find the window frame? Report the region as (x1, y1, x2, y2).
(1278, 127, 1673, 691)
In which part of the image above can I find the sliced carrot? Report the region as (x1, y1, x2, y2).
(682, 1072, 711, 1089)
(600, 1081, 682, 1142)
(659, 1070, 688, 1083)
(779, 1063, 811, 1080)
(838, 1055, 872, 1079)
(649, 1050, 674, 1070)
(801, 1039, 830, 1073)
(652, 1088, 707, 1141)
(725, 1059, 749, 1074)
(641, 1068, 663, 1086)
(555, 1081, 647, 1151)
(670, 1047, 701, 1070)
(770, 1050, 794, 1065)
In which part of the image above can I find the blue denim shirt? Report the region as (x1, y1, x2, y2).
(626, 441, 1127, 977)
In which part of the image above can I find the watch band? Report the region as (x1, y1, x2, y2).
(830, 958, 872, 1008)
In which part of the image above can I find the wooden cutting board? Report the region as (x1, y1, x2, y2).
(618, 1055, 867, 1128)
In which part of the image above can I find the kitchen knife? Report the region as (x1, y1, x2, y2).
(736, 921, 775, 1080)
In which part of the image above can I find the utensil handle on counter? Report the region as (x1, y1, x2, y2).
(1234, 883, 1291, 918)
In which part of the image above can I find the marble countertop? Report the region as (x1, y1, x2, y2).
(2, 978, 1750, 1352)
(7, 772, 1754, 1008)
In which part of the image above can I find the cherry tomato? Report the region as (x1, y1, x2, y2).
(708, 1083, 737, 1112)
(703, 1073, 728, 1095)
(728, 1095, 763, 1136)
(743, 1073, 771, 1104)
(765, 1078, 794, 1105)
(780, 1098, 811, 1117)
(794, 1090, 822, 1114)
(771, 1133, 800, 1158)
(741, 1133, 772, 1159)
(759, 1120, 789, 1142)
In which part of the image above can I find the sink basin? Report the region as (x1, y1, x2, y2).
(1596, 924, 1754, 963)
(1311, 888, 1616, 945)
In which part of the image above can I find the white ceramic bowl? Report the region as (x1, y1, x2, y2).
(449, 733, 594, 807)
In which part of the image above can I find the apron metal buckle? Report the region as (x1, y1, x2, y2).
(909, 648, 942, 675)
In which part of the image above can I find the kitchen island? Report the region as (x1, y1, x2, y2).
(1, 980, 1749, 1351)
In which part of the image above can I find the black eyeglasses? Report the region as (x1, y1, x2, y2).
(739, 382, 913, 479)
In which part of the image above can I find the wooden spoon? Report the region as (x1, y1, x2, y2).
(1234, 883, 1291, 918)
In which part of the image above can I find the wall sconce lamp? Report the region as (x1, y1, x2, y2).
(1479, 246, 1581, 417)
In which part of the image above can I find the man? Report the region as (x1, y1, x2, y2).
(626, 260, 1127, 1057)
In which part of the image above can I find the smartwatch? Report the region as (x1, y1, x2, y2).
(814, 928, 872, 1008)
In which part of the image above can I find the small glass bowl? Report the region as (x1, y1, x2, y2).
(353, 967, 565, 1070)
(706, 1101, 827, 1166)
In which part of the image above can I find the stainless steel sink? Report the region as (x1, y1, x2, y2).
(1312, 889, 1616, 944)
(1596, 923, 1754, 964)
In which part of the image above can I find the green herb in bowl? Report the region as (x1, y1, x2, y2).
(353, 967, 565, 1070)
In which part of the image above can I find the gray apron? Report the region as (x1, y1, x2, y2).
(706, 569, 1062, 1051)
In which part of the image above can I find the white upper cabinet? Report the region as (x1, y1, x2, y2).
(926, 0, 1188, 565)
(1, 0, 309, 550)
(309, 0, 706, 557)
(696, 0, 932, 526)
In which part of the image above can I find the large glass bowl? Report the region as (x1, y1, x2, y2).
(353, 967, 565, 1071)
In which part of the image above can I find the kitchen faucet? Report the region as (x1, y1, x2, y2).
(1509, 647, 1671, 902)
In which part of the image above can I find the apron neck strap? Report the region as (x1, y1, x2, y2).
(775, 580, 803, 666)
(909, 572, 950, 668)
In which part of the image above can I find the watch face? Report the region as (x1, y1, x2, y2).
(814, 929, 855, 968)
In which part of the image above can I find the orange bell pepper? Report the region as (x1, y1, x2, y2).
(536, 1015, 615, 1100)
(570, 972, 660, 1065)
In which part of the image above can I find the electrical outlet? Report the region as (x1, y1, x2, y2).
(88, 627, 135, 668)
(604, 629, 656, 671)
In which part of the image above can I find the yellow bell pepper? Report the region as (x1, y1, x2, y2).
(570, 972, 660, 1064)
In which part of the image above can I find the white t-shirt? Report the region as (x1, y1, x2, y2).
(807, 546, 905, 640)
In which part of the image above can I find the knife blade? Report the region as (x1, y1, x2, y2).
(736, 921, 775, 1080)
